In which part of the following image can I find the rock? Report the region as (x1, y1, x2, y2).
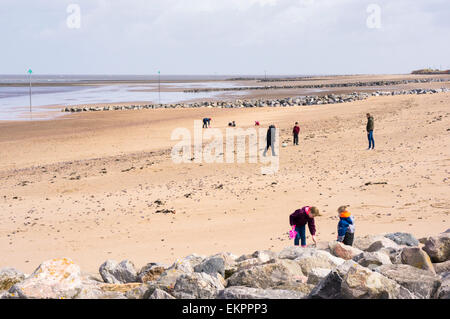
(292, 249, 345, 276)
(329, 241, 363, 260)
(341, 263, 417, 299)
(9, 258, 82, 299)
(217, 286, 306, 299)
(168, 254, 205, 273)
(155, 268, 185, 292)
(0, 268, 25, 291)
(422, 232, 450, 263)
(309, 260, 417, 299)
(227, 259, 306, 290)
(375, 264, 441, 299)
(99, 260, 138, 284)
(401, 247, 435, 273)
(148, 288, 176, 299)
(172, 272, 225, 299)
(366, 237, 401, 252)
(306, 268, 332, 285)
(433, 261, 450, 274)
(194, 256, 225, 277)
(137, 263, 166, 283)
(353, 251, 392, 269)
(251, 250, 278, 263)
(436, 272, 450, 299)
(353, 234, 385, 251)
(385, 232, 419, 246)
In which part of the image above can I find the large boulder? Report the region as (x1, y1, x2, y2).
(168, 254, 205, 273)
(9, 258, 83, 299)
(194, 256, 225, 277)
(436, 272, 450, 299)
(306, 268, 332, 285)
(292, 250, 345, 276)
(217, 286, 306, 299)
(422, 232, 450, 263)
(309, 260, 417, 299)
(227, 259, 306, 290)
(433, 261, 450, 274)
(329, 242, 363, 260)
(99, 260, 138, 284)
(0, 268, 26, 291)
(375, 264, 441, 299)
(366, 237, 401, 252)
(353, 234, 385, 251)
(154, 268, 185, 292)
(137, 263, 166, 283)
(401, 247, 435, 273)
(385, 232, 419, 247)
(172, 272, 225, 299)
(148, 288, 176, 299)
(353, 251, 392, 269)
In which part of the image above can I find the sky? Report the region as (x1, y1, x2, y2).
(0, 0, 449, 75)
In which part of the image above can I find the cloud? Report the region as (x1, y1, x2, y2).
(0, 0, 448, 74)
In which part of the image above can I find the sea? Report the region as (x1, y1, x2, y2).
(0, 75, 271, 121)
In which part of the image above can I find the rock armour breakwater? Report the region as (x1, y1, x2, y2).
(184, 78, 450, 93)
(62, 88, 449, 113)
(1, 230, 449, 299)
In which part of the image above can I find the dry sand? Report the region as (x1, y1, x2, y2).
(0, 77, 449, 274)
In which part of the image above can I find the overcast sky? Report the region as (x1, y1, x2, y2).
(1, 0, 449, 75)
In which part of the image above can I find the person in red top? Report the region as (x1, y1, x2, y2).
(293, 122, 300, 145)
(289, 206, 320, 247)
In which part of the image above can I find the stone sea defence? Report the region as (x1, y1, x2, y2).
(1, 230, 449, 299)
(184, 78, 450, 93)
(62, 87, 449, 113)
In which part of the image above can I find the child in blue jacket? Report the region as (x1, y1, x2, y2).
(337, 205, 355, 246)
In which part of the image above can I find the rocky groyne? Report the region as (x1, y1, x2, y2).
(62, 88, 449, 113)
(184, 78, 450, 93)
(1, 230, 449, 299)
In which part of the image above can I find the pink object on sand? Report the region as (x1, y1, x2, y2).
(289, 225, 297, 239)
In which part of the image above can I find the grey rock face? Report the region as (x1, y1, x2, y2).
(433, 260, 450, 274)
(218, 286, 306, 299)
(366, 237, 401, 252)
(227, 259, 305, 289)
(309, 260, 418, 299)
(375, 264, 441, 299)
(422, 232, 450, 263)
(436, 272, 450, 299)
(194, 257, 225, 277)
(385, 232, 419, 247)
(99, 260, 138, 284)
(172, 272, 225, 299)
(148, 288, 176, 299)
(353, 251, 392, 269)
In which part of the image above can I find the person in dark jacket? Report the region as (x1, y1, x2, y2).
(293, 122, 300, 145)
(289, 206, 320, 247)
(366, 113, 374, 150)
(263, 124, 276, 156)
(336, 205, 355, 246)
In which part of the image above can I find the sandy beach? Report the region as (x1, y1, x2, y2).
(0, 75, 449, 274)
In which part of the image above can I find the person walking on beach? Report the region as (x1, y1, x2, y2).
(289, 206, 320, 247)
(293, 122, 300, 145)
(366, 113, 375, 150)
(203, 117, 208, 128)
(263, 124, 276, 156)
(336, 205, 355, 246)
